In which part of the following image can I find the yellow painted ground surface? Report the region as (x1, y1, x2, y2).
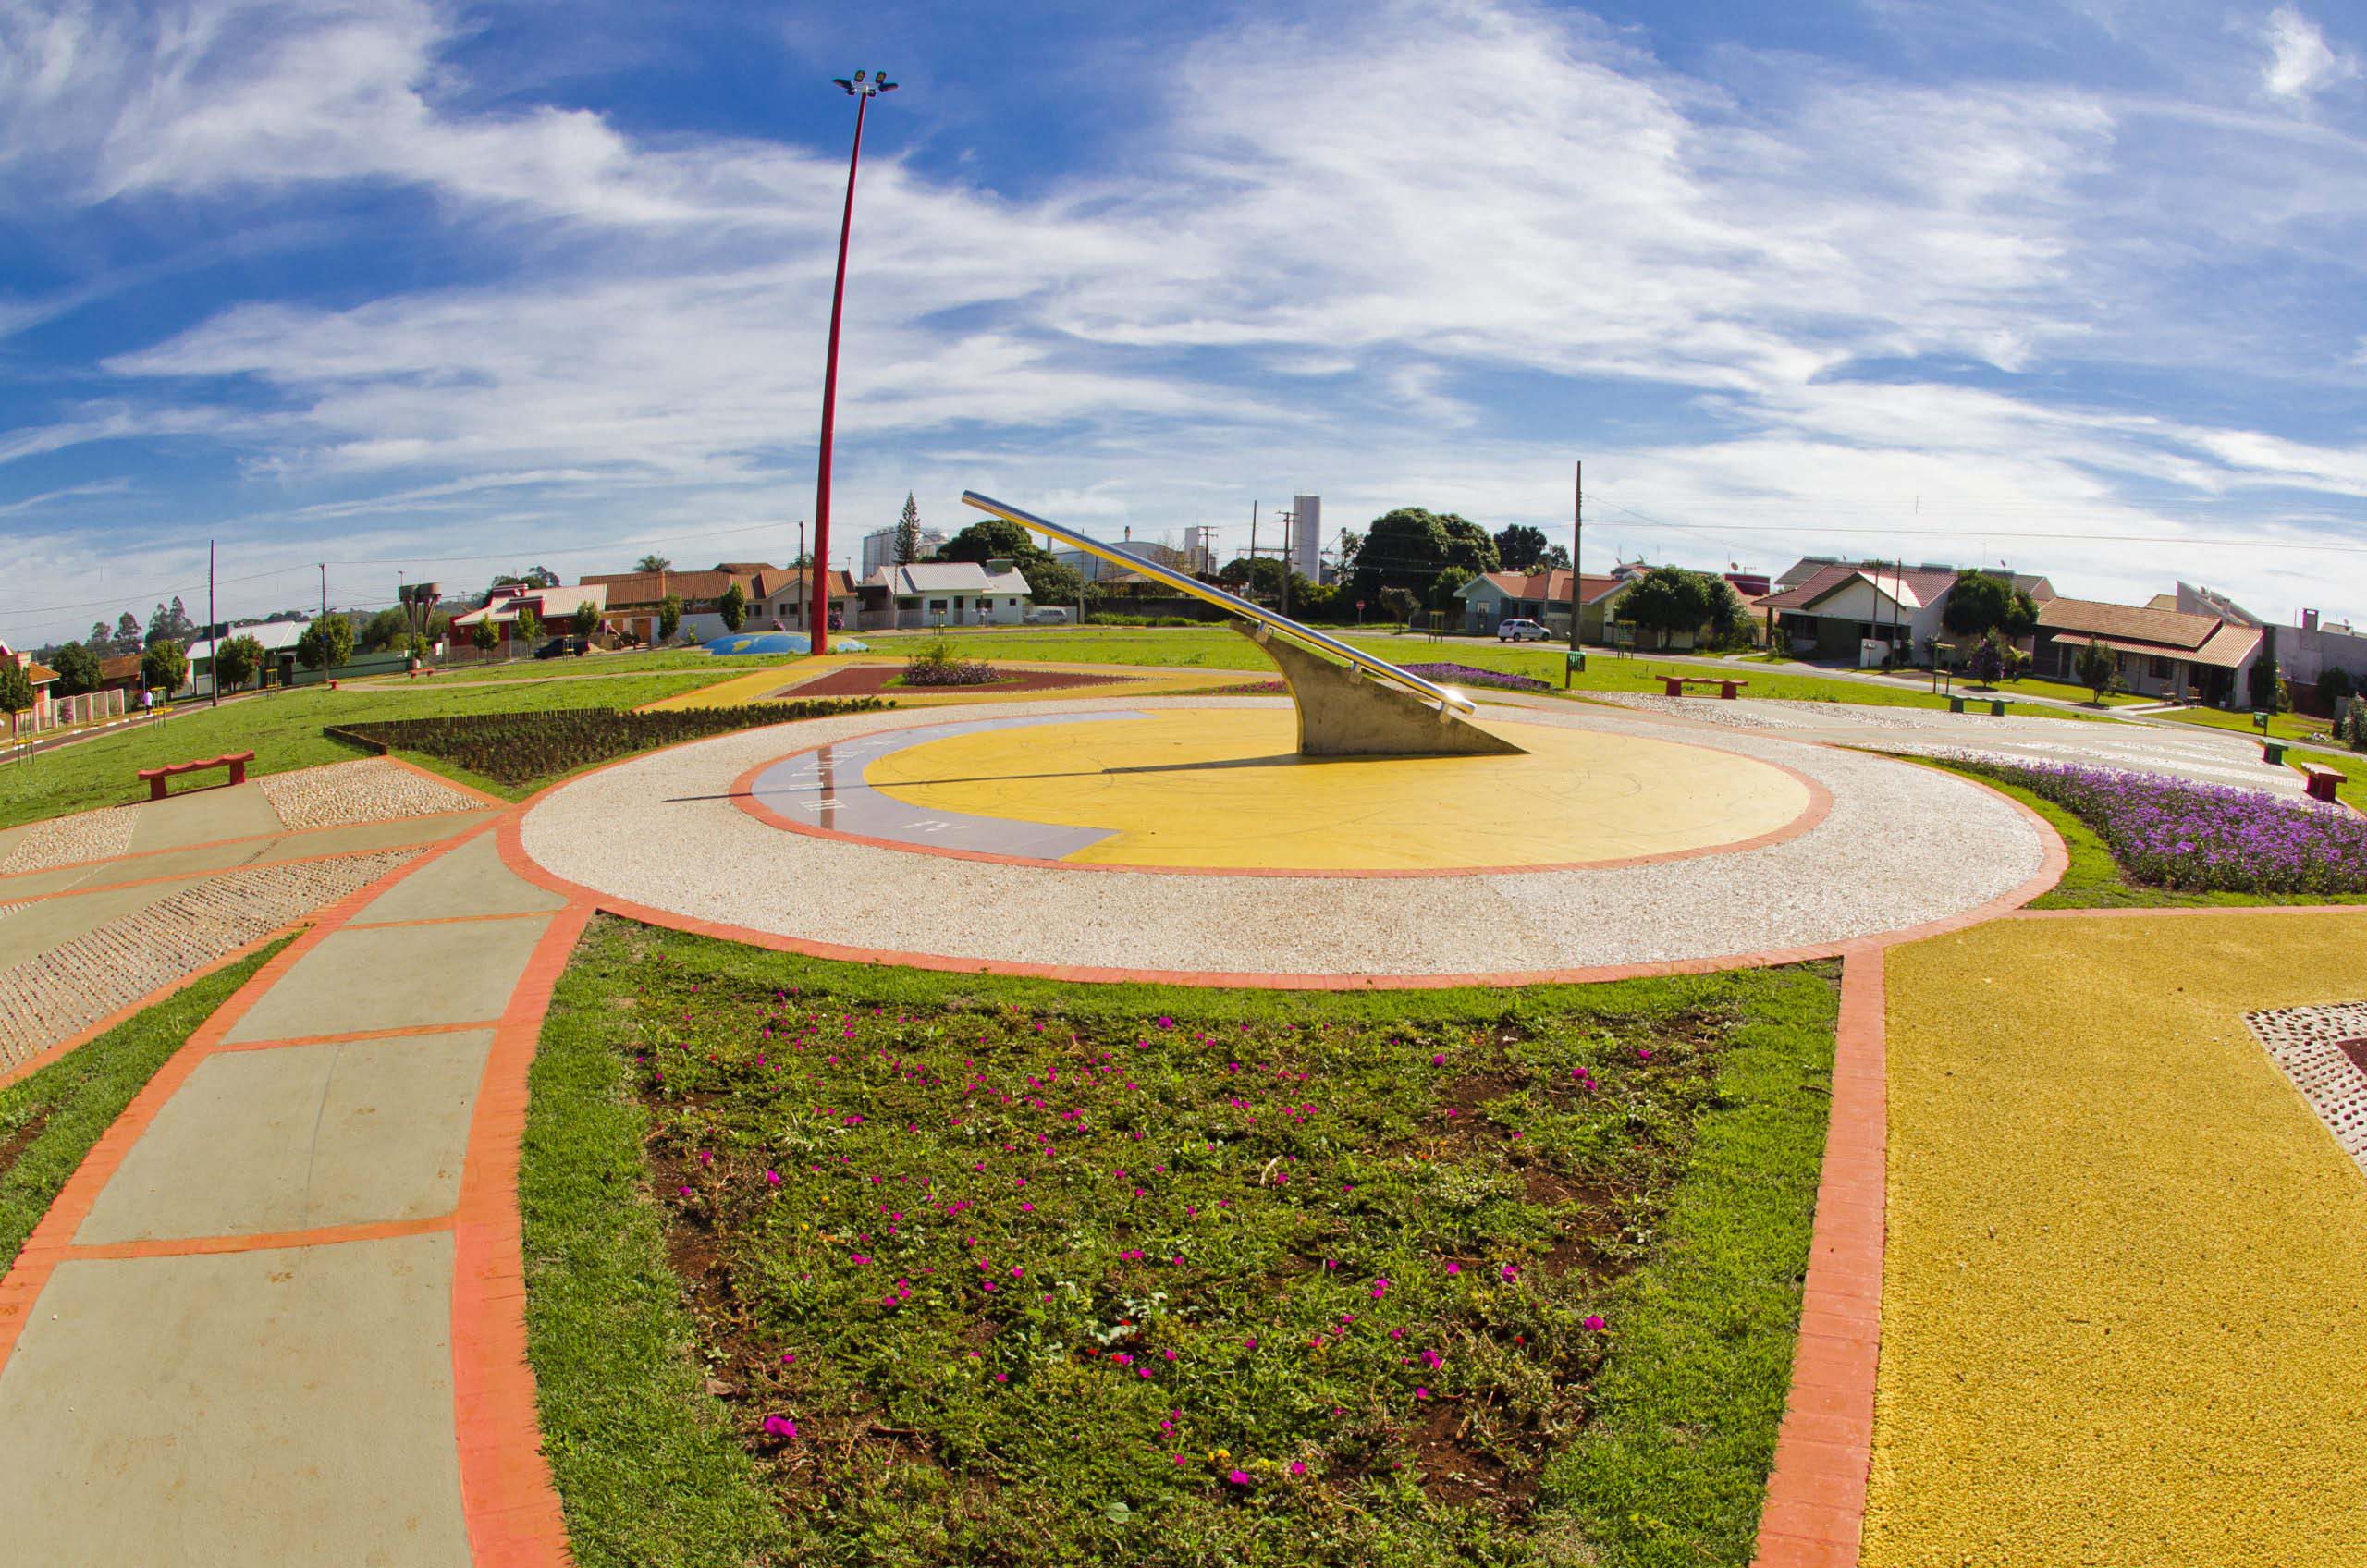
(643, 659, 1269, 711)
(1870, 910, 2367, 1568)
(861, 708, 1812, 870)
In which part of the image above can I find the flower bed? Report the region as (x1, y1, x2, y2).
(327, 698, 889, 789)
(522, 925, 1839, 1566)
(1945, 757, 2367, 894)
(1400, 662, 1553, 694)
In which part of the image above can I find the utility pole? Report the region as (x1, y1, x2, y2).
(208, 538, 218, 708)
(1570, 460, 1583, 655)
(319, 563, 326, 621)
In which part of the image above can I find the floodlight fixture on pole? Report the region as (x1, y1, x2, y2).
(809, 67, 898, 656)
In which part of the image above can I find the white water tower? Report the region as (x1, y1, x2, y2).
(1290, 495, 1321, 581)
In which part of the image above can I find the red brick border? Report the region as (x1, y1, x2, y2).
(1751, 945, 1886, 1567)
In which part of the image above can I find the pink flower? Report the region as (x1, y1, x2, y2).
(761, 1415, 797, 1439)
(764, 1170, 781, 1186)
(1584, 1314, 1607, 1331)
(1422, 1348, 1442, 1370)
(1414, 1386, 1431, 1400)
(1227, 1469, 1253, 1486)
(1444, 1262, 1461, 1276)
(1500, 1263, 1518, 1281)
(1289, 1460, 1308, 1476)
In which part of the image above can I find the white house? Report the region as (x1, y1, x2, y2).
(1762, 562, 1959, 663)
(183, 620, 312, 696)
(867, 561, 1034, 629)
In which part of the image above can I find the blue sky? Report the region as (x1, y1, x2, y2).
(6, 0, 2367, 643)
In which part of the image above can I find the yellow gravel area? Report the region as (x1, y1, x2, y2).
(641, 659, 1269, 711)
(861, 708, 1811, 870)
(1870, 910, 2367, 1568)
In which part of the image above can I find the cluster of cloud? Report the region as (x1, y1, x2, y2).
(2, 0, 2366, 639)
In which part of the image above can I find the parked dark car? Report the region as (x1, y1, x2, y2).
(533, 635, 589, 659)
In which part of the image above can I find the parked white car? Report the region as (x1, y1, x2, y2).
(1497, 619, 1552, 642)
(1024, 606, 1071, 625)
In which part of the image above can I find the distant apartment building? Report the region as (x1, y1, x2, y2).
(861, 524, 949, 579)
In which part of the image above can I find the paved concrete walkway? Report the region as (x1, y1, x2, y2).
(0, 819, 581, 1566)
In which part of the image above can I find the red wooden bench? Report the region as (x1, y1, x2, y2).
(136, 750, 255, 801)
(1661, 675, 1748, 700)
(2300, 763, 2348, 804)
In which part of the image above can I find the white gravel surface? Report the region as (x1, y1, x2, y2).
(256, 756, 485, 828)
(521, 697, 2050, 980)
(0, 804, 139, 874)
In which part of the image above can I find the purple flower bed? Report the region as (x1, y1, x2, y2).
(1953, 758, 2367, 894)
(1400, 661, 1553, 694)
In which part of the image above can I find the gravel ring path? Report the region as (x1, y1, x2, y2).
(520, 697, 2048, 980)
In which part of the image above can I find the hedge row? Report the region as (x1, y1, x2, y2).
(328, 699, 892, 788)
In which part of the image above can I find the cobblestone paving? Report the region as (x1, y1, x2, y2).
(254, 758, 485, 829)
(0, 805, 139, 875)
(0, 850, 417, 1072)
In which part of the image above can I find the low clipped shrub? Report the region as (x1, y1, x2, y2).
(901, 637, 997, 688)
(328, 699, 891, 789)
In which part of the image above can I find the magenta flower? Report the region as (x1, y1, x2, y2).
(761, 1415, 797, 1439)
(1584, 1314, 1607, 1331)
(1414, 1386, 1431, 1400)
(1444, 1262, 1461, 1276)
(764, 1170, 780, 1186)
(1227, 1469, 1253, 1486)
(1288, 1460, 1307, 1476)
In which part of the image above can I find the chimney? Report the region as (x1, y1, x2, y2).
(2303, 608, 2321, 632)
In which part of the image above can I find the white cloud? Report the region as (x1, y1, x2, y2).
(2262, 6, 2355, 101)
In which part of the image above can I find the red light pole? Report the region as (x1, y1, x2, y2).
(810, 67, 897, 656)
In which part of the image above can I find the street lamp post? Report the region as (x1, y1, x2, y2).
(810, 67, 897, 657)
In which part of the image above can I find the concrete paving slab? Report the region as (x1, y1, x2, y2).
(0, 876, 195, 965)
(222, 915, 551, 1043)
(350, 831, 568, 925)
(74, 1032, 493, 1243)
(126, 779, 287, 853)
(0, 1234, 470, 1567)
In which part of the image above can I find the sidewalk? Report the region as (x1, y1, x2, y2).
(0, 820, 580, 1565)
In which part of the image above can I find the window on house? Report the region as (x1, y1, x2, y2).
(2149, 656, 2171, 680)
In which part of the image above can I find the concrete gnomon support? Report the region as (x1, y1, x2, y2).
(960, 490, 1527, 758)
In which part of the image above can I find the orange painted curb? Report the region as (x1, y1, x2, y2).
(451, 898, 589, 1568)
(1751, 946, 1886, 1568)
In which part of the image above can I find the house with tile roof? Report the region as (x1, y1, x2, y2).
(450, 582, 608, 650)
(865, 561, 1034, 629)
(1456, 570, 1623, 639)
(2035, 596, 2262, 704)
(1761, 561, 1962, 663)
(750, 569, 862, 634)
(0, 643, 59, 736)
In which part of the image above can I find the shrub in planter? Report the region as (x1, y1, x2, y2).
(901, 637, 997, 687)
(328, 698, 893, 789)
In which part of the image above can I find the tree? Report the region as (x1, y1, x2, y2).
(1968, 629, 2005, 687)
(1943, 572, 2039, 639)
(1351, 508, 1450, 602)
(214, 633, 265, 691)
(657, 594, 683, 641)
(1430, 564, 1475, 614)
(573, 600, 601, 637)
(471, 619, 499, 654)
(1220, 557, 1289, 596)
(2250, 626, 2285, 712)
(1378, 585, 1419, 628)
(719, 582, 748, 632)
(50, 642, 101, 697)
(634, 554, 672, 572)
(935, 517, 1038, 566)
(2075, 638, 2121, 702)
(296, 614, 354, 673)
(141, 640, 189, 697)
(1021, 558, 1083, 608)
(895, 493, 924, 566)
(1494, 524, 1550, 573)
(1616, 566, 1727, 648)
(0, 658, 31, 734)
(358, 606, 410, 653)
(113, 612, 142, 655)
(87, 620, 111, 650)
(1438, 514, 1499, 576)
(1336, 529, 1364, 576)
(514, 606, 542, 648)
(1538, 543, 1572, 571)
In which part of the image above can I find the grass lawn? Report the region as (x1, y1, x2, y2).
(0, 669, 740, 830)
(522, 919, 1840, 1568)
(0, 939, 285, 1273)
(1912, 758, 2367, 909)
(862, 626, 2100, 718)
(2154, 704, 2336, 744)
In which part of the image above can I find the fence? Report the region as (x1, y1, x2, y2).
(11, 687, 128, 737)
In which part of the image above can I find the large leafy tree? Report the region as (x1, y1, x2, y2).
(0, 658, 31, 730)
(140, 640, 189, 696)
(934, 517, 1038, 565)
(50, 642, 101, 696)
(1022, 557, 1083, 607)
(1493, 524, 1550, 572)
(296, 614, 355, 673)
(1942, 572, 2038, 638)
(1616, 567, 1741, 647)
(213, 633, 265, 691)
(573, 600, 602, 637)
(1350, 508, 1499, 606)
(113, 613, 142, 655)
(1430, 564, 1476, 613)
(86, 620, 111, 650)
